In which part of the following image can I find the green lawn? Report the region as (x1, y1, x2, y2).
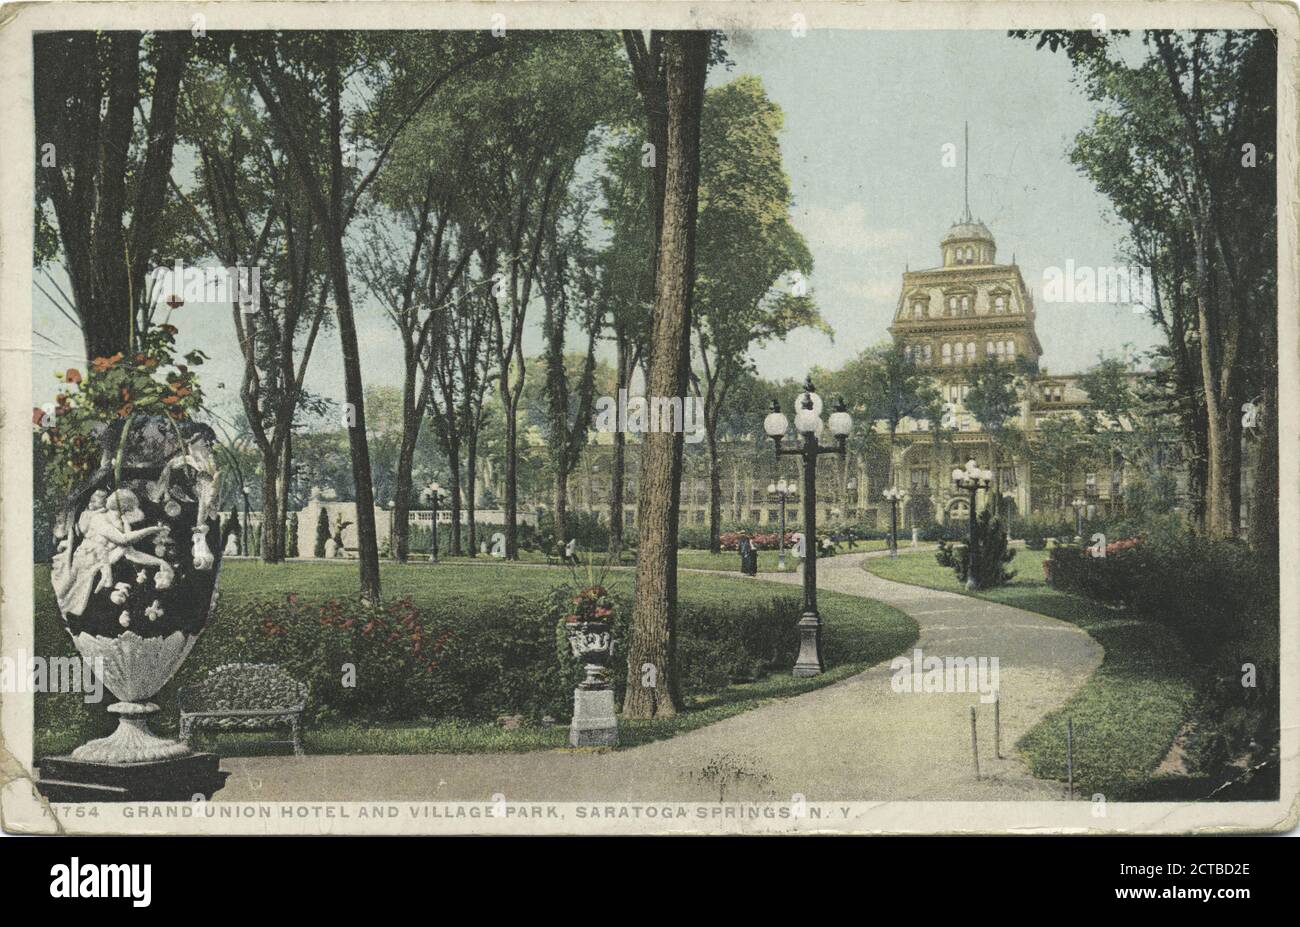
(397, 539, 889, 573)
(675, 539, 889, 573)
(35, 560, 916, 758)
(862, 549, 1197, 798)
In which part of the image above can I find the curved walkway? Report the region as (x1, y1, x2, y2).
(216, 551, 1102, 802)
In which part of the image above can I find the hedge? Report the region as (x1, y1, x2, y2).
(33, 566, 828, 743)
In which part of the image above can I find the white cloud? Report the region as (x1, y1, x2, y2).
(792, 202, 908, 254)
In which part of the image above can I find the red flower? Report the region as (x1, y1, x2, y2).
(91, 353, 123, 372)
(32, 407, 46, 426)
(64, 368, 82, 384)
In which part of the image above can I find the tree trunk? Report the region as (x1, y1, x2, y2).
(447, 435, 463, 557)
(554, 471, 568, 548)
(503, 399, 519, 559)
(610, 426, 626, 555)
(706, 425, 721, 552)
(623, 31, 708, 721)
(1192, 221, 1236, 539)
(466, 435, 479, 557)
(326, 234, 383, 599)
(1249, 383, 1278, 559)
(278, 432, 293, 560)
(608, 339, 628, 556)
(259, 462, 283, 564)
(392, 430, 418, 563)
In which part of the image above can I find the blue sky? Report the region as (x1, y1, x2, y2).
(32, 29, 1160, 416)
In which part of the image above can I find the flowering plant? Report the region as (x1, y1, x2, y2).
(720, 530, 798, 551)
(33, 324, 207, 497)
(564, 585, 615, 625)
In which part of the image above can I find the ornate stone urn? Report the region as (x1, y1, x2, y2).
(46, 416, 222, 770)
(566, 621, 613, 690)
(566, 620, 617, 747)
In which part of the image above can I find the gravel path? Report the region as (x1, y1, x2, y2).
(216, 551, 1102, 802)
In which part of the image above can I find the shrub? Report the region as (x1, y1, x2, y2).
(314, 507, 330, 558)
(935, 508, 1015, 589)
(1045, 528, 1279, 777)
(1019, 512, 1076, 550)
(919, 521, 966, 542)
(1046, 531, 1275, 664)
(224, 508, 242, 555)
(75, 578, 813, 733)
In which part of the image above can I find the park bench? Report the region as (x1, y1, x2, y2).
(179, 663, 308, 756)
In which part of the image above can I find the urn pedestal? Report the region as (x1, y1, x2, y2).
(36, 753, 228, 802)
(38, 416, 228, 801)
(566, 621, 618, 747)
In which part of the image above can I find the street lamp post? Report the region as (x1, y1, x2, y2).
(951, 459, 993, 590)
(764, 378, 853, 677)
(423, 482, 443, 563)
(766, 478, 796, 571)
(882, 486, 908, 558)
(1072, 496, 1087, 539)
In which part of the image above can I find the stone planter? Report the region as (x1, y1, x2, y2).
(566, 620, 613, 689)
(48, 416, 222, 765)
(566, 620, 617, 747)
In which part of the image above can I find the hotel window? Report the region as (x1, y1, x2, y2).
(986, 340, 995, 358)
(966, 341, 976, 362)
(750, 509, 761, 522)
(768, 509, 778, 522)
(942, 343, 952, 364)
(1005, 340, 1016, 359)
(693, 510, 705, 524)
(922, 343, 932, 362)
(995, 340, 1006, 359)
(911, 468, 930, 489)
(912, 301, 926, 319)
(948, 296, 958, 315)
(788, 508, 799, 522)
(994, 294, 1007, 313)
(961, 295, 972, 314)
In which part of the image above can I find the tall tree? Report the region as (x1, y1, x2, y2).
(622, 31, 710, 721)
(964, 359, 1024, 508)
(425, 265, 497, 557)
(1022, 29, 1277, 542)
(358, 175, 471, 562)
(35, 31, 189, 361)
(470, 34, 622, 558)
(538, 215, 604, 547)
(172, 58, 332, 563)
(853, 344, 940, 491)
(690, 76, 823, 552)
(237, 31, 499, 599)
(595, 133, 655, 553)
